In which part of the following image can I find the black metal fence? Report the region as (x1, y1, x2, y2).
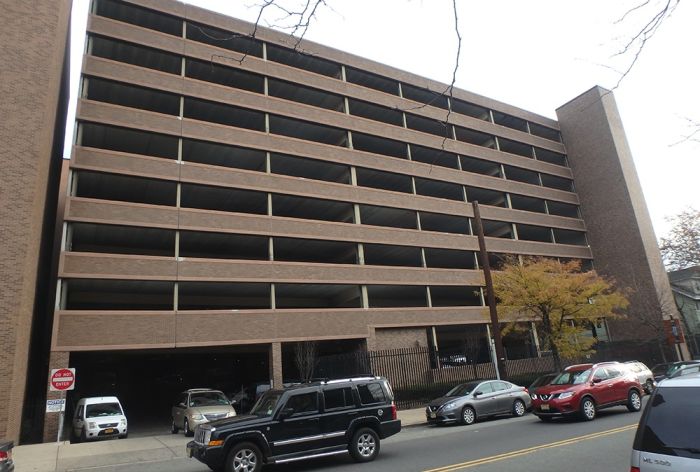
(313, 340, 666, 410)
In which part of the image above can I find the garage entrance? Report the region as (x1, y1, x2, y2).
(68, 345, 269, 437)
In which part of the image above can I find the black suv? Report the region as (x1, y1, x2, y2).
(187, 376, 401, 472)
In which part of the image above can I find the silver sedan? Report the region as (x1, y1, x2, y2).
(426, 379, 532, 425)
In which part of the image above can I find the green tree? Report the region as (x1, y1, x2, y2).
(493, 257, 629, 371)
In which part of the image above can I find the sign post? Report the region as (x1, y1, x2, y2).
(49, 368, 75, 443)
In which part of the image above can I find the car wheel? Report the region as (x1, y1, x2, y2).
(538, 415, 552, 422)
(349, 427, 380, 462)
(80, 427, 87, 443)
(460, 406, 476, 425)
(119, 432, 128, 439)
(644, 379, 654, 395)
(580, 397, 596, 421)
(627, 390, 642, 412)
(171, 418, 179, 434)
(184, 418, 193, 437)
(225, 442, 262, 472)
(512, 399, 526, 417)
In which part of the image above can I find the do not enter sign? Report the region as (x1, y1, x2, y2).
(50, 368, 76, 391)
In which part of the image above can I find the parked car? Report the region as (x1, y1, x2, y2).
(631, 373, 700, 471)
(531, 362, 642, 421)
(172, 389, 236, 436)
(651, 361, 700, 383)
(187, 376, 400, 471)
(0, 440, 14, 472)
(668, 363, 700, 379)
(624, 360, 656, 393)
(426, 379, 531, 425)
(72, 396, 128, 442)
(528, 373, 558, 392)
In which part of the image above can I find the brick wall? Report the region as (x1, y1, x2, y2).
(0, 0, 71, 443)
(373, 327, 429, 350)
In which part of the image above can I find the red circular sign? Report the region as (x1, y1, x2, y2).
(51, 369, 75, 391)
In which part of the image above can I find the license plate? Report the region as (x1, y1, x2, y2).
(104, 428, 114, 434)
(186, 446, 194, 458)
(541, 404, 550, 411)
(430, 412, 436, 418)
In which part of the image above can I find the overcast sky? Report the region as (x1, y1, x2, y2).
(66, 0, 699, 239)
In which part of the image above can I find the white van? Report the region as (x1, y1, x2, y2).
(72, 396, 128, 442)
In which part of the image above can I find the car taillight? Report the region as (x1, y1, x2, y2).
(0, 450, 8, 462)
(524, 388, 529, 395)
(391, 402, 397, 420)
(630, 467, 640, 472)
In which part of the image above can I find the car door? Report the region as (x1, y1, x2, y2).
(320, 386, 357, 448)
(268, 390, 323, 457)
(590, 367, 614, 404)
(605, 366, 629, 401)
(172, 393, 187, 428)
(492, 381, 514, 413)
(473, 381, 497, 416)
(73, 405, 84, 437)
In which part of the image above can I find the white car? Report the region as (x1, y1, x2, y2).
(72, 396, 128, 442)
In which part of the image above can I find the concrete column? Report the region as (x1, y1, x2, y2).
(269, 343, 283, 388)
(42, 351, 70, 442)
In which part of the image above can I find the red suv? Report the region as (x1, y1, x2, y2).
(531, 362, 642, 421)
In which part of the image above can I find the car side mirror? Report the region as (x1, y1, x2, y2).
(179, 402, 187, 408)
(278, 407, 295, 420)
(592, 378, 603, 384)
(473, 391, 482, 397)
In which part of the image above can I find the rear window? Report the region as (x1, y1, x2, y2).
(357, 383, 386, 405)
(635, 387, 700, 459)
(323, 387, 355, 410)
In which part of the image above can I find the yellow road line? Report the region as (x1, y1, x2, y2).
(424, 424, 638, 472)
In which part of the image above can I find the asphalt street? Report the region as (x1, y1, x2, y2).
(72, 404, 643, 472)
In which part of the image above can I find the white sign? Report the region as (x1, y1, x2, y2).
(46, 399, 66, 413)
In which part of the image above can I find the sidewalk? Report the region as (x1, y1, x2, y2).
(13, 408, 427, 472)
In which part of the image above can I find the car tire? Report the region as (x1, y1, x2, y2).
(538, 415, 552, 422)
(80, 427, 87, 443)
(349, 427, 380, 462)
(225, 442, 262, 472)
(460, 406, 477, 425)
(627, 390, 642, 412)
(644, 379, 654, 395)
(171, 418, 179, 434)
(580, 397, 596, 421)
(184, 418, 193, 437)
(119, 432, 128, 439)
(512, 399, 526, 417)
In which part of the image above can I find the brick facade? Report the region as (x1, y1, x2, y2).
(0, 0, 71, 443)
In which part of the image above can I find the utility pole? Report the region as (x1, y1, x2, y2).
(472, 201, 507, 378)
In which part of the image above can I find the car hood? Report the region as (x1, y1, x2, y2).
(535, 384, 580, 396)
(209, 414, 270, 430)
(191, 405, 235, 415)
(83, 414, 125, 424)
(428, 396, 465, 408)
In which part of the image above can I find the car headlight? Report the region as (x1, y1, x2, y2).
(88, 422, 97, 429)
(191, 414, 204, 420)
(530, 393, 538, 400)
(442, 401, 459, 410)
(120, 419, 127, 425)
(225, 411, 236, 418)
(559, 391, 574, 399)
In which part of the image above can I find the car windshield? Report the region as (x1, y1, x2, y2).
(85, 402, 122, 418)
(446, 382, 480, 397)
(652, 363, 671, 375)
(190, 392, 229, 407)
(249, 391, 283, 417)
(551, 369, 591, 385)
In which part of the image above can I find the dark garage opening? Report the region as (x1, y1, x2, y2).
(69, 346, 270, 438)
